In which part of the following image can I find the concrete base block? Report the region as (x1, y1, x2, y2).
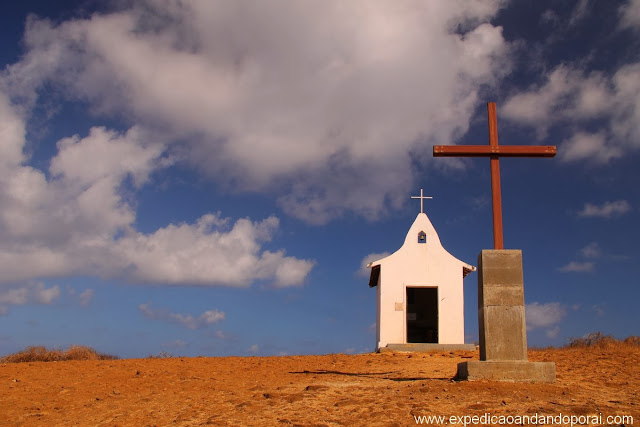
(457, 360, 556, 383)
(481, 305, 527, 360)
(379, 343, 477, 353)
(478, 250, 528, 361)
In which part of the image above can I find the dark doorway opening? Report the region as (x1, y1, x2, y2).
(406, 287, 438, 343)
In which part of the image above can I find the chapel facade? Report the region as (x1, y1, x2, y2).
(368, 196, 475, 351)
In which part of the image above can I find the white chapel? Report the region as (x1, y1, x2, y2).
(367, 190, 476, 351)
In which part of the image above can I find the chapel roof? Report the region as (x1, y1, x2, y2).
(367, 207, 475, 287)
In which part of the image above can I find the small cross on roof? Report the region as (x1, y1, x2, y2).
(411, 189, 433, 214)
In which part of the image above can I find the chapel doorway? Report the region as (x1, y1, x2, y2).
(406, 287, 438, 343)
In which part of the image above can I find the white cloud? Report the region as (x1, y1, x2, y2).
(468, 195, 490, 211)
(561, 132, 622, 163)
(569, 0, 592, 27)
(526, 302, 567, 331)
(78, 289, 94, 307)
(0, 92, 26, 170)
(0, 119, 162, 282)
(0, 282, 61, 314)
(620, 0, 640, 29)
(558, 261, 595, 273)
(503, 66, 613, 130)
(540, 9, 560, 26)
(580, 242, 602, 259)
(67, 287, 95, 307)
(0, 93, 313, 287)
(33, 284, 61, 304)
(139, 303, 225, 329)
(213, 330, 236, 341)
(0, 288, 28, 306)
(578, 200, 631, 218)
(2, 0, 511, 223)
(113, 214, 314, 287)
(503, 62, 640, 163)
(545, 326, 561, 339)
(559, 242, 603, 274)
(199, 310, 226, 325)
(357, 252, 391, 277)
(248, 344, 259, 354)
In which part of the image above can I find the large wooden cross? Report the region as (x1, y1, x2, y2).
(433, 102, 557, 249)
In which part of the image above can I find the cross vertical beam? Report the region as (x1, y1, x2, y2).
(488, 103, 504, 249)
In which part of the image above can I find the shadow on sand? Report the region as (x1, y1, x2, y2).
(290, 369, 452, 381)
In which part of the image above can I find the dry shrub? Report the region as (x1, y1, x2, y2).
(1, 345, 117, 363)
(623, 336, 640, 346)
(1, 346, 62, 363)
(64, 345, 110, 361)
(148, 351, 176, 359)
(567, 332, 640, 349)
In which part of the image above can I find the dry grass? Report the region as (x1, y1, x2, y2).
(566, 331, 640, 349)
(3, 333, 637, 364)
(0, 345, 117, 363)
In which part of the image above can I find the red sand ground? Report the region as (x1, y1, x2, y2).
(1, 345, 638, 426)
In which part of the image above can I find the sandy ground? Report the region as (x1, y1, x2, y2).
(1, 345, 638, 426)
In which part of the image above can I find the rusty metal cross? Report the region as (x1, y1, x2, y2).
(433, 102, 557, 249)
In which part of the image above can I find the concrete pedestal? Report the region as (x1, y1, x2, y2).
(456, 250, 555, 382)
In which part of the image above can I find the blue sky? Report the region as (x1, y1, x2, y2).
(0, 0, 638, 358)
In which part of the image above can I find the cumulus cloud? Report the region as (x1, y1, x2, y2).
(568, 0, 592, 27)
(558, 261, 595, 273)
(561, 132, 622, 163)
(113, 214, 314, 287)
(139, 303, 225, 329)
(526, 302, 567, 331)
(78, 289, 94, 307)
(213, 330, 236, 341)
(560, 242, 605, 273)
(357, 252, 391, 277)
(578, 200, 631, 218)
(0, 92, 313, 287)
(0, 282, 61, 314)
(2, 0, 511, 223)
(503, 61, 640, 163)
(545, 326, 561, 339)
(580, 242, 602, 259)
(67, 287, 95, 307)
(503, 66, 613, 128)
(620, 0, 640, 29)
(0, 108, 162, 282)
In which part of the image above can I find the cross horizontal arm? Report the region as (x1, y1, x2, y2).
(433, 145, 557, 158)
